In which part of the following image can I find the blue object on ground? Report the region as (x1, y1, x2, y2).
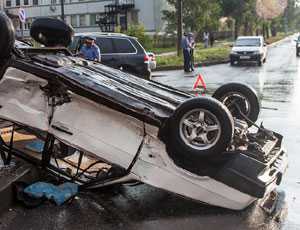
(25, 140, 45, 153)
(24, 182, 79, 206)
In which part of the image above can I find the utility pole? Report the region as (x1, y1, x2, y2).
(177, 0, 182, 57)
(60, 0, 65, 21)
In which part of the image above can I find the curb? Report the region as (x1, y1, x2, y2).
(154, 34, 294, 72)
(0, 160, 39, 215)
(155, 59, 229, 71)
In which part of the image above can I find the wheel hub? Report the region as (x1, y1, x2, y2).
(179, 109, 221, 151)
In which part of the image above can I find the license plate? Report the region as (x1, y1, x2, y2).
(240, 56, 250, 59)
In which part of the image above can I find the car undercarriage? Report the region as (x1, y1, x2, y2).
(0, 13, 288, 210)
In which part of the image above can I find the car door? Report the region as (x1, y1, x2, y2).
(48, 92, 145, 169)
(0, 67, 49, 131)
(96, 37, 118, 68)
(112, 37, 137, 70)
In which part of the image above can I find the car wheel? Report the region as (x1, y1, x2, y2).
(30, 17, 74, 47)
(258, 59, 262, 66)
(166, 97, 234, 166)
(213, 83, 260, 125)
(0, 12, 15, 59)
(230, 59, 235, 66)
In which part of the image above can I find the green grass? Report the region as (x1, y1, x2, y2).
(150, 47, 177, 54)
(265, 32, 292, 44)
(156, 45, 231, 67)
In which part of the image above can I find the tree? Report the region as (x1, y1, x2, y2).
(162, 0, 222, 33)
(219, 0, 253, 38)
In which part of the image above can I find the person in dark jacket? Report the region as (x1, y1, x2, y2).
(181, 32, 192, 72)
(210, 32, 215, 47)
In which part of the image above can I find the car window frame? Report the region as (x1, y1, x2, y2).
(95, 37, 115, 55)
(108, 37, 138, 55)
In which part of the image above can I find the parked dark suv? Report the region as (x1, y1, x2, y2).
(69, 32, 151, 80)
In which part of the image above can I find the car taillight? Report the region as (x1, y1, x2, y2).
(144, 55, 150, 63)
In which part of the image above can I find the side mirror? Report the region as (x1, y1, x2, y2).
(0, 12, 15, 59)
(30, 17, 74, 47)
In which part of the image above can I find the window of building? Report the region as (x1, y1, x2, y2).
(16, 0, 20, 6)
(90, 14, 97, 26)
(5, 0, 11, 7)
(79, 15, 86, 26)
(96, 38, 114, 54)
(51, 0, 57, 4)
(33, 0, 39, 5)
(23, 0, 29, 5)
(113, 38, 136, 53)
(71, 15, 77, 27)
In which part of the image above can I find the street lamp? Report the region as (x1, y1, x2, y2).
(177, 0, 182, 57)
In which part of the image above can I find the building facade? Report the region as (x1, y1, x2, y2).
(2, 0, 168, 38)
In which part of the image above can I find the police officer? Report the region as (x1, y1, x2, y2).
(181, 32, 192, 72)
(79, 36, 101, 62)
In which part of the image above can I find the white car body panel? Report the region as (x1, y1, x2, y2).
(131, 131, 256, 210)
(0, 68, 49, 131)
(49, 93, 145, 169)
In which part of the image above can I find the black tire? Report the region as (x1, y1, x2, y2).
(258, 59, 262, 66)
(213, 83, 260, 125)
(230, 59, 235, 66)
(30, 17, 74, 47)
(0, 12, 15, 59)
(166, 97, 234, 167)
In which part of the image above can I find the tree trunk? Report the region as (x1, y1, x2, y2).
(234, 20, 240, 39)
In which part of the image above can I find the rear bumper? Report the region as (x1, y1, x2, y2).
(135, 64, 152, 80)
(214, 138, 288, 199)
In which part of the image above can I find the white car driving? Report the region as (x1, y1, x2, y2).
(230, 36, 268, 66)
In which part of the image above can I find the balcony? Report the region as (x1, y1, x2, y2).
(98, 0, 135, 32)
(104, 0, 135, 15)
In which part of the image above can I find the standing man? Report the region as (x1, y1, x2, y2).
(188, 33, 195, 72)
(79, 36, 101, 62)
(181, 32, 192, 72)
(210, 31, 215, 47)
(203, 31, 209, 48)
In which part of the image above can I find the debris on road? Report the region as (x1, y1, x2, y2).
(23, 182, 79, 206)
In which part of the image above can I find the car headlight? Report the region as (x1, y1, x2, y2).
(231, 51, 238, 55)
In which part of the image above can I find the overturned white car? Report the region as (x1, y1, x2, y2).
(0, 14, 287, 210)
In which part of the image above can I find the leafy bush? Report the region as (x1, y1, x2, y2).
(125, 24, 152, 49)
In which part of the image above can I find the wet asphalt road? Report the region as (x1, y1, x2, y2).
(0, 37, 298, 230)
(153, 35, 300, 229)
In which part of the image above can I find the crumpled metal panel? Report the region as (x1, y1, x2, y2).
(14, 54, 192, 127)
